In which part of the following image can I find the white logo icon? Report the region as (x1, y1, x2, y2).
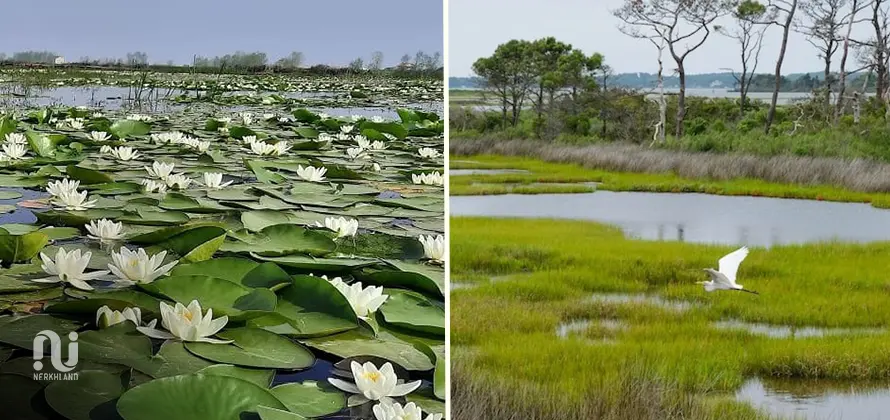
(32, 330, 79, 380)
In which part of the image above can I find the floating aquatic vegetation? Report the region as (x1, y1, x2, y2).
(0, 72, 444, 420)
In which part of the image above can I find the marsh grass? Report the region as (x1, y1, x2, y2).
(451, 217, 890, 419)
(449, 153, 890, 208)
(451, 138, 890, 194)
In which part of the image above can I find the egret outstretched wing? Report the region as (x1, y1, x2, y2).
(717, 246, 749, 284)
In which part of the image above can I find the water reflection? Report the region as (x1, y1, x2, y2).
(737, 377, 890, 420)
(450, 191, 890, 246)
(713, 320, 884, 339)
(0, 188, 44, 225)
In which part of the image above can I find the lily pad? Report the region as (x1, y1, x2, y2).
(221, 224, 336, 257)
(149, 275, 277, 319)
(185, 327, 314, 369)
(0, 231, 49, 264)
(271, 380, 346, 418)
(198, 364, 275, 388)
(379, 290, 445, 336)
(116, 373, 288, 420)
(44, 370, 127, 420)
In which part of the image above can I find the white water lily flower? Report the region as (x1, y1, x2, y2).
(85, 219, 125, 241)
(46, 178, 80, 197)
(318, 112, 330, 120)
(381, 133, 396, 141)
(88, 131, 111, 142)
(4, 133, 26, 144)
(141, 179, 167, 193)
(151, 131, 185, 145)
(203, 172, 232, 189)
(346, 147, 366, 160)
(100, 145, 114, 155)
(68, 120, 84, 130)
(165, 173, 192, 189)
(216, 117, 231, 125)
(239, 112, 253, 125)
(330, 279, 388, 319)
(372, 163, 382, 171)
(127, 114, 151, 122)
(296, 165, 327, 182)
(241, 135, 258, 145)
(411, 172, 444, 187)
(250, 140, 278, 155)
(91, 112, 104, 118)
(96, 305, 145, 328)
(52, 189, 97, 210)
(145, 161, 175, 180)
(329, 361, 422, 406)
(315, 216, 358, 239)
(110, 146, 141, 161)
(263, 113, 275, 120)
(417, 148, 441, 159)
(277, 116, 289, 123)
(370, 140, 386, 150)
(218, 127, 230, 135)
(108, 247, 178, 285)
(370, 116, 385, 123)
(373, 402, 443, 420)
(136, 300, 232, 344)
(2, 143, 27, 159)
(341, 124, 354, 134)
(356, 137, 371, 149)
(33, 248, 110, 291)
(182, 138, 210, 152)
(419, 235, 445, 262)
(336, 133, 351, 141)
(272, 141, 290, 155)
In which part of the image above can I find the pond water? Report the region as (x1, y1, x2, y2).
(714, 320, 885, 339)
(737, 377, 890, 420)
(450, 169, 530, 176)
(0, 86, 185, 111)
(586, 293, 694, 311)
(0, 188, 43, 225)
(450, 191, 890, 246)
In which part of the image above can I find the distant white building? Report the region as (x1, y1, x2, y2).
(54, 56, 66, 65)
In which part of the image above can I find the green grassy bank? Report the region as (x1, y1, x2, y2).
(450, 217, 890, 420)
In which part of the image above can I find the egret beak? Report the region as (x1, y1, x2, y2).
(736, 289, 759, 295)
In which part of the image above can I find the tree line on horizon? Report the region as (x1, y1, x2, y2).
(0, 49, 443, 72)
(469, 0, 890, 141)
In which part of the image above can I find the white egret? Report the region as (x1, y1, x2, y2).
(698, 246, 759, 295)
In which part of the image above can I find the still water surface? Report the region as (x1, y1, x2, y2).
(450, 191, 890, 246)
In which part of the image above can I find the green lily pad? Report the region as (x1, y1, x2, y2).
(379, 290, 445, 336)
(109, 119, 151, 138)
(249, 275, 357, 337)
(44, 370, 126, 420)
(116, 373, 288, 420)
(157, 226, 226, 262)
(257, 406, 309, 420)
(198, 364, 275, 388)
(0, 231, 49, 264)
(221, 224, 336, 257)
(169, 257, 259, 284)
(0, 191, 22, 200)
(66, 165, 115, 184)
(301, 329, 434, 371)
(185, 327, 315, 369)
(149, 275, 277, 319)
(271, 380, 346, 418)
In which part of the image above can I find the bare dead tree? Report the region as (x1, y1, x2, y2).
(797, 0, 847, 106)
(718, 0, 772, 115)
(835, 0, 871, 123)
(613, 0, 730, 138)
(764, 0, 798, 134)
(650, 38, 668, 144)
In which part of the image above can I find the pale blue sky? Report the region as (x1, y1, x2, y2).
(0, 0, 443, 66)
(449, 0, 874, 76)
